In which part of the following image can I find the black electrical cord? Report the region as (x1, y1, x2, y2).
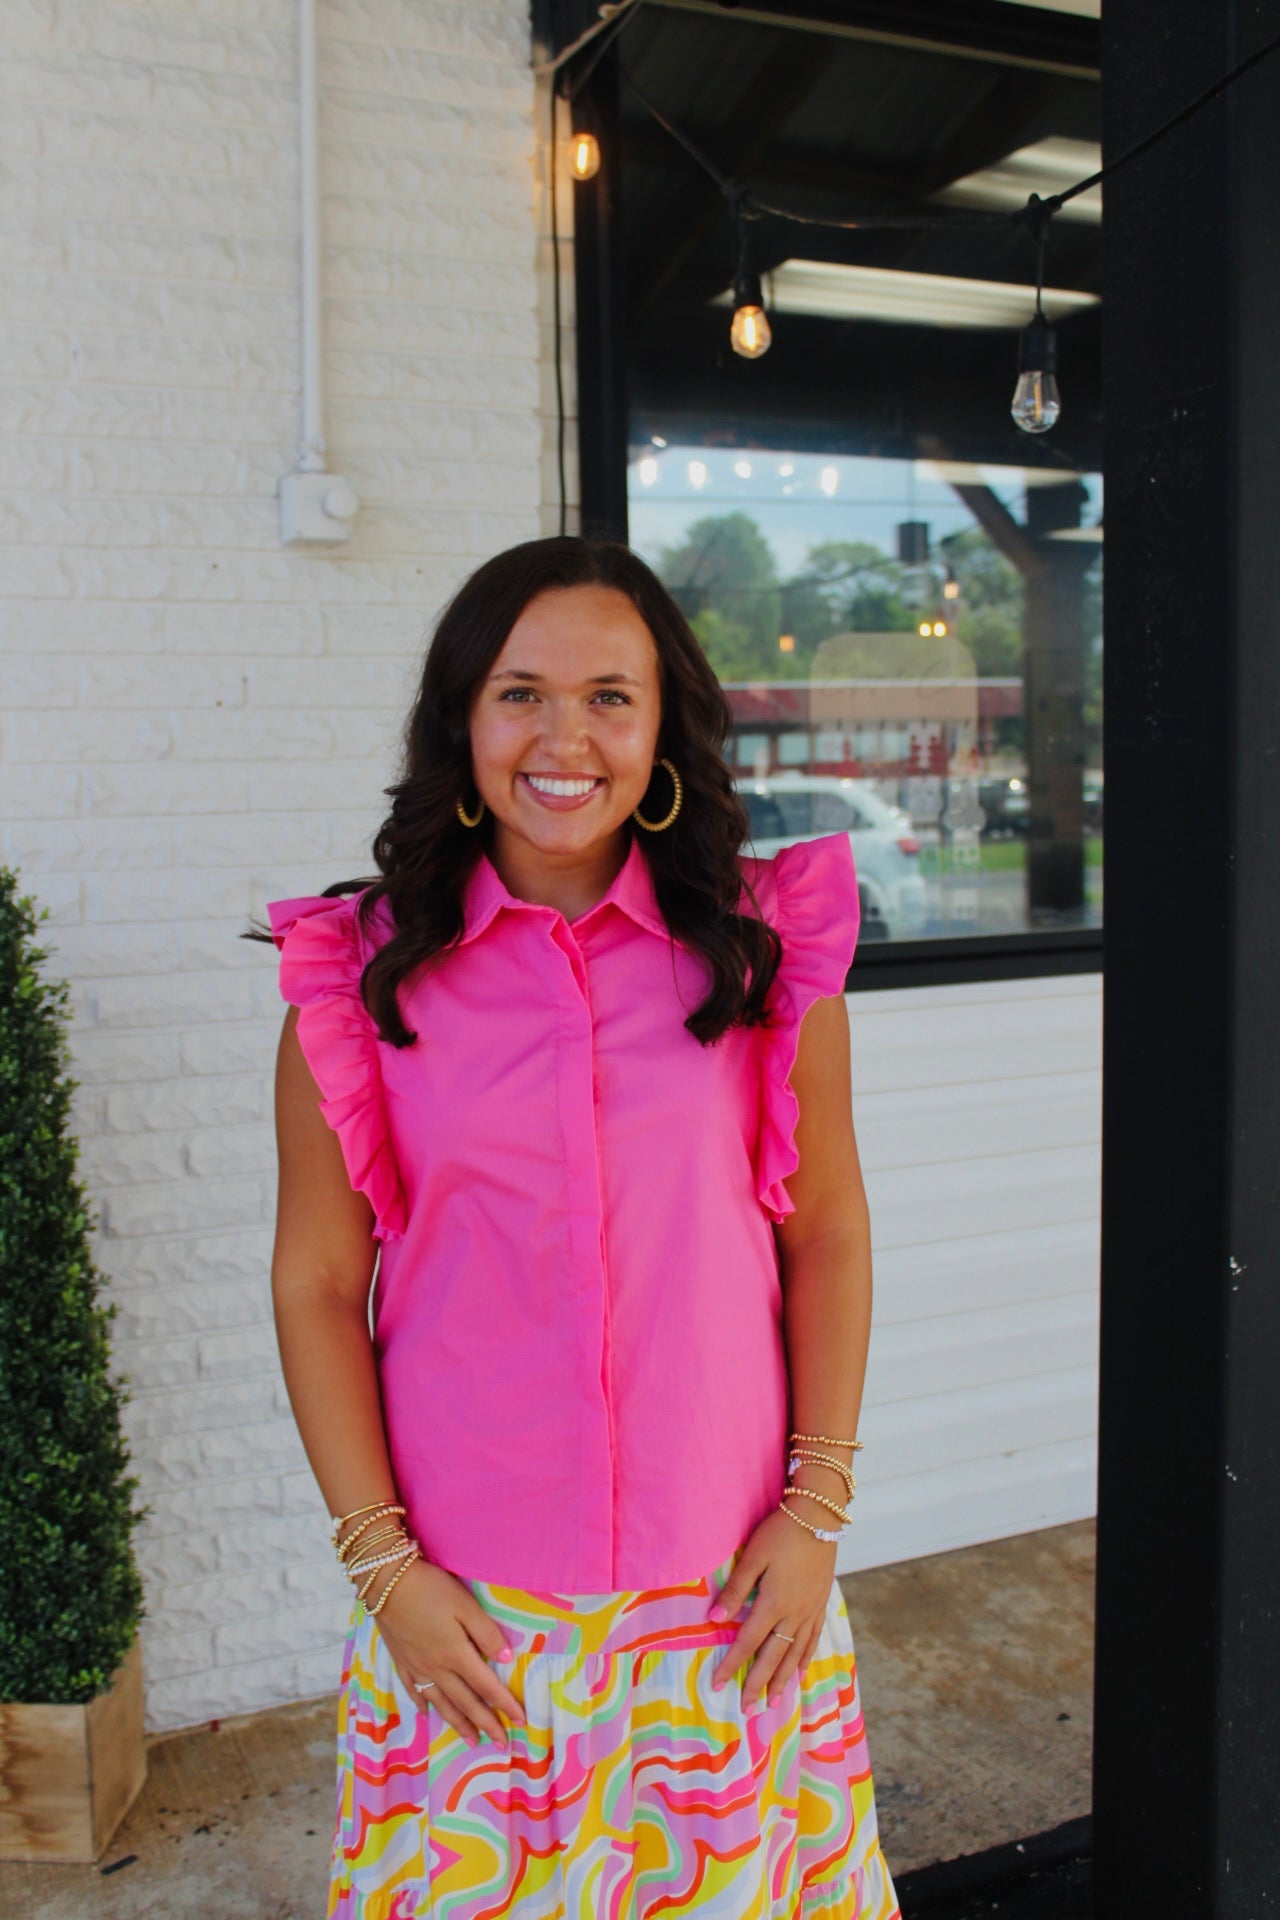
(614, 26, 1280, 248)
(554, 19, 1280, 446)
(1043, 25, 1280, 213)
(548, 75, 567, 536)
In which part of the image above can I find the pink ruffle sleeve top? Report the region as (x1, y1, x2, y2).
(268, 828, 860, 1593)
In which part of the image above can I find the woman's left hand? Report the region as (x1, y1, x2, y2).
(707, 1506, 838, 1707)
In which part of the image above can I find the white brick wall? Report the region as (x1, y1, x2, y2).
(1, 0, 573, 1732)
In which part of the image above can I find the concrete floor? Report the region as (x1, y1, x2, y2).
(3, 1519, 1095, 1919)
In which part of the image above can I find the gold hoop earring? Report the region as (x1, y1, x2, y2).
(632, 757, 682, 831)
(456, 792, 486, 828)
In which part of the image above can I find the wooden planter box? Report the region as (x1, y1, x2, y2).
(0, 1637, 146, 1863)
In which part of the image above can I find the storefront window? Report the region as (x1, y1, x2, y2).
(629, 447, 1103, 944)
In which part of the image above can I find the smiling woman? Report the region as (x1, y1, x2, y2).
(258, 534, 900, 1919)
(466, 582, 666, 905)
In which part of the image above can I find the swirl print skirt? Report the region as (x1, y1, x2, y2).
(326, 1541, 901, 1920)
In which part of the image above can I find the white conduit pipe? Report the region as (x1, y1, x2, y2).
(279, 0, 357, 542)
(298, 0, 325, 473)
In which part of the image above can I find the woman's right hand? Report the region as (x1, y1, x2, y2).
(366, 1557, 527, 1750)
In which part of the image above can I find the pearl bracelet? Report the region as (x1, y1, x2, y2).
(369, 1546, 421, 1616)
(777, 1501, 843, 1543)
(346, 1545, 417, 1579)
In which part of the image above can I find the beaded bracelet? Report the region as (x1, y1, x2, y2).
(331, 1500, 402, 1543)
(344, 1525, 407, 1563)
(777, 1501, 843, 1543)
(790, 1431, 863, 1451)
(781, 1484, 854, 1527)
(347, 1545, 416, 1580)
(788, 1449, 857, 1501)
(369, 1545, 422, 1616)
(357, 1544, 418, 1606)
(335, 1506, 407, 1564)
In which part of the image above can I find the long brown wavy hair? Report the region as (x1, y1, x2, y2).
(246, 535, 784, 1048)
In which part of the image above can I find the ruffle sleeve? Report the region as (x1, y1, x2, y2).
(267, 891, 408, 1244)
(749, 832, 861, 1224)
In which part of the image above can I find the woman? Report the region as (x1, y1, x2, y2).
(265, 535, 900, 1918)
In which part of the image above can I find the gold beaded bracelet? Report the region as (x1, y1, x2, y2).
(777, 1501, 842, 1541)
(357, 1543, 417, 1605)
(790, 1431, 863, 1451)
(331, 1500, 403, 1543)
(368, 1545, 422, 1616)
(788, 1447, 857, 1501)
(781, 1484, 854, 1527)
(335, 1506, 407, 1564)
(344, 1525, 408, 1564)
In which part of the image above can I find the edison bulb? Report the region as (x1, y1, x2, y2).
(569, 132, 600, 181)
(731, 303, 772, 359)
(1011, 368, 1061, 434)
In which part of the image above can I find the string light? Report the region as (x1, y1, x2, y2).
(568, 129, 601, 179)
(730, 201, 772, 359)
(1011, 196, 1061, 434)
(581, 36, 1280, 442)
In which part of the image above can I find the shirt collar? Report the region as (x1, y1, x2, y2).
(457, 831, 672, 947)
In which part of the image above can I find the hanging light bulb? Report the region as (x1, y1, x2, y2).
(1012, 310, 1061, 434)
(568, 130, 600, 181)
(731, 274, 771, 358)
(1011, 195, 1060, 434)
(729, 205, 771, 359)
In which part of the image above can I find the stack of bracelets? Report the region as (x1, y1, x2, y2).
(777, 1430, 864, 1542)
(330, 1501, 423, 1616)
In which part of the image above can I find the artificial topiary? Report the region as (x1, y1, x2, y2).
(0, 870, 146, 1703)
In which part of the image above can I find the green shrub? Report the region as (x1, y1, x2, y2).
(0, 871, 145, 1703)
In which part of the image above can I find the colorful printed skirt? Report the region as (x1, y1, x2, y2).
(327, 1544, 901, 1920)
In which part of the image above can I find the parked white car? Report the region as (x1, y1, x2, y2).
(733, 773, 928, 942)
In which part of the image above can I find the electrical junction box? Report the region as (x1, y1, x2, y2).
(279, 471, 359, 546)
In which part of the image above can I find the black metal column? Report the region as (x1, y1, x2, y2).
(570, 58, 629, 542)
(1093, 3, 1280, 1914)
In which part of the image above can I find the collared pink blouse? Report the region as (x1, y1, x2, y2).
(268, 828, 860, 1592)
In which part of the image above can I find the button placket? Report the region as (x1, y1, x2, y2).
(548, 917, 615, 1586)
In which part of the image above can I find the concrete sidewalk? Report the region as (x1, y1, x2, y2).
(3, 1518, 1095, 1919)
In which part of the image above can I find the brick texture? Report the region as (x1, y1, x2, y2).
(1, 0, 573, 1731)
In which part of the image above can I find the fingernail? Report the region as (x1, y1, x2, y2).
(499, 1645, 516, 1661)
(708, 1604, 727, 1622)
(465, 1734, 478, 1748)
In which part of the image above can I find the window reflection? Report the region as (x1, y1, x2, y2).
(629, 448, 1103, 943)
